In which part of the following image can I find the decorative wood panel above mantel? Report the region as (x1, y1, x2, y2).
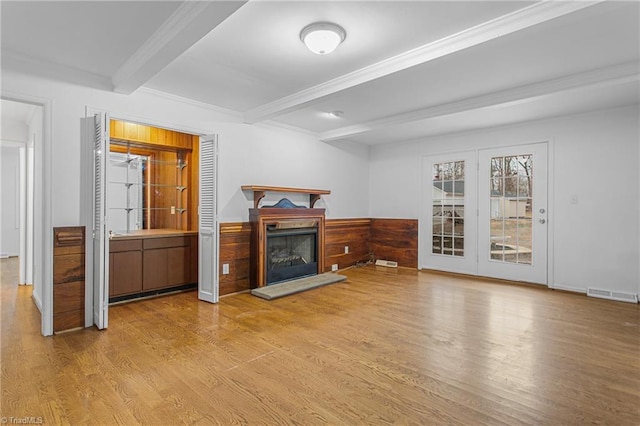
(241, 185, 330, 209)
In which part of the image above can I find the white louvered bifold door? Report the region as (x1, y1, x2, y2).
(198, 134, 218, 303)
(93, 113, 110, 328)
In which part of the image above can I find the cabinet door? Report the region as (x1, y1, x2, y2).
(110, 251, 143, 296)
(143, 249, 168, 290)
(167, 246, 190, 286)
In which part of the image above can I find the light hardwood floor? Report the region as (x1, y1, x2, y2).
(1, 257, 639, 425)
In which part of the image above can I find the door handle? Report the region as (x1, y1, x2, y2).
(539, 219, 546, 224)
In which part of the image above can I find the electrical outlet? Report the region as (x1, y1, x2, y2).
(171, 206, 176, 215)
(222, 263, 230, 275)
(331, 264, 338, 271)
(344, 246, 349, 254)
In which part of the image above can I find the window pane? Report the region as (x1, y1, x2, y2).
(432, 236, 442, 254)
(432, 160, 465, 257)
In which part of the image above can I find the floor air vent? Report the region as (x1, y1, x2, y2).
(587, 287, 638, 303)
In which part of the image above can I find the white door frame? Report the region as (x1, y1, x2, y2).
(3, 92, 54, 336)
(419, 140, 554, 287)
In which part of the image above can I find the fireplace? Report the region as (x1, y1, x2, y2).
(266, 224, 318, 285)
(247, 195, 326, 288)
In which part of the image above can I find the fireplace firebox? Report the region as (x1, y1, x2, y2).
(266, 225, 317, 285)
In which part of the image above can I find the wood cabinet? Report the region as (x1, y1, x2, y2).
(109, 239, 143, 297)
(109, 231, 197, 300)
(53, 226, 85, 333)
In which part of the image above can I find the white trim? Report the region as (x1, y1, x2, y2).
(551, 284, 586, 294)
(2, 92, 53, 336)
(0, 139, 26, 148)
(256, 120, 321, 138)
(320, 62, 639, 142)
(32, 291, 43, 312)
(86, 105, 214, 137)
(244, 0, 604, 123)
(136, 87, 242, 120)
(2, 49, 113, 91)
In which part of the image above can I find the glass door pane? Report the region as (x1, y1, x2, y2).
(432, 160, 465, 257)
(489, 154, 532, 264)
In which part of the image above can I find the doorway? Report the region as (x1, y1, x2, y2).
(421, 142, 549, 285)
(1, 96, 52, 335)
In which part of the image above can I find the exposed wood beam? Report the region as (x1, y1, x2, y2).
(243, 0, 604, 124)
(112, 1, 247, 95)
(319, 62, 640, 142)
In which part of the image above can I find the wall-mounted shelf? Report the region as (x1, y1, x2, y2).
(241, 185, 330, 209)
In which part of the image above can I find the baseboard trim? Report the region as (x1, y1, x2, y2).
(550, 283, 586, 294)
(31, 291, 43, 313)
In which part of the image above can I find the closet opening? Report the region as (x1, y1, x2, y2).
(106, 120, 200, 305)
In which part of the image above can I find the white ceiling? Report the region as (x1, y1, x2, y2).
(2, 1, 638, 146)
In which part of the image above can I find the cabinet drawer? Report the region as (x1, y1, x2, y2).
(110, 239, 143, 252)
(144, 236, 190, 250)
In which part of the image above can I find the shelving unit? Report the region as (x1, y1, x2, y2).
(108, 142, 189, 234)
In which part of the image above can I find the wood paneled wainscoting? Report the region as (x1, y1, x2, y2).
(370, 218, 418, 268)
(219, 222, 252, 295)
(218, 218, 418, 295)
(324, 218, 371, 272)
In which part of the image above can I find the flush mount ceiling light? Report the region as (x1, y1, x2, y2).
(300, 22, 346, 55)
(328, 110, 344, 118)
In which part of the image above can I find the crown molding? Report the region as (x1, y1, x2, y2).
(319, 61, 640, 142)
(256, 120, 321, 139)
(243, 0, 604, 124)
(112, 1, 246, 95)
(137, 87, 243, 120)
(2, 49, 113, 91)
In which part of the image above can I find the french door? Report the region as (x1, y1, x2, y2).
(421, 151, 477, 275)
(477, 143, 548, 284)
(422, 142, 548, 285)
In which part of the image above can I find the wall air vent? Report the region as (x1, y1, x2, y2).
(587, 287, 638, 304)
(375, 259, 398, 268)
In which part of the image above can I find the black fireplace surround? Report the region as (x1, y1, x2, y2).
(265, 225, 318, 285)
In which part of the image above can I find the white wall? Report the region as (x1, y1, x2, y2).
(369, 105, 640, 296)
(0, 146, 21, 256)
(218, 125, 369, 221)
(3, 71, 370, 227)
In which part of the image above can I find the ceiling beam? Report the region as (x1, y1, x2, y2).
(319, 62, 640, 142)
(243, 0, 604, 124)
(112, 1, 246, 95)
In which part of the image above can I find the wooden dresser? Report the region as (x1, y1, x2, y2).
(53, 226, 85, 332)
